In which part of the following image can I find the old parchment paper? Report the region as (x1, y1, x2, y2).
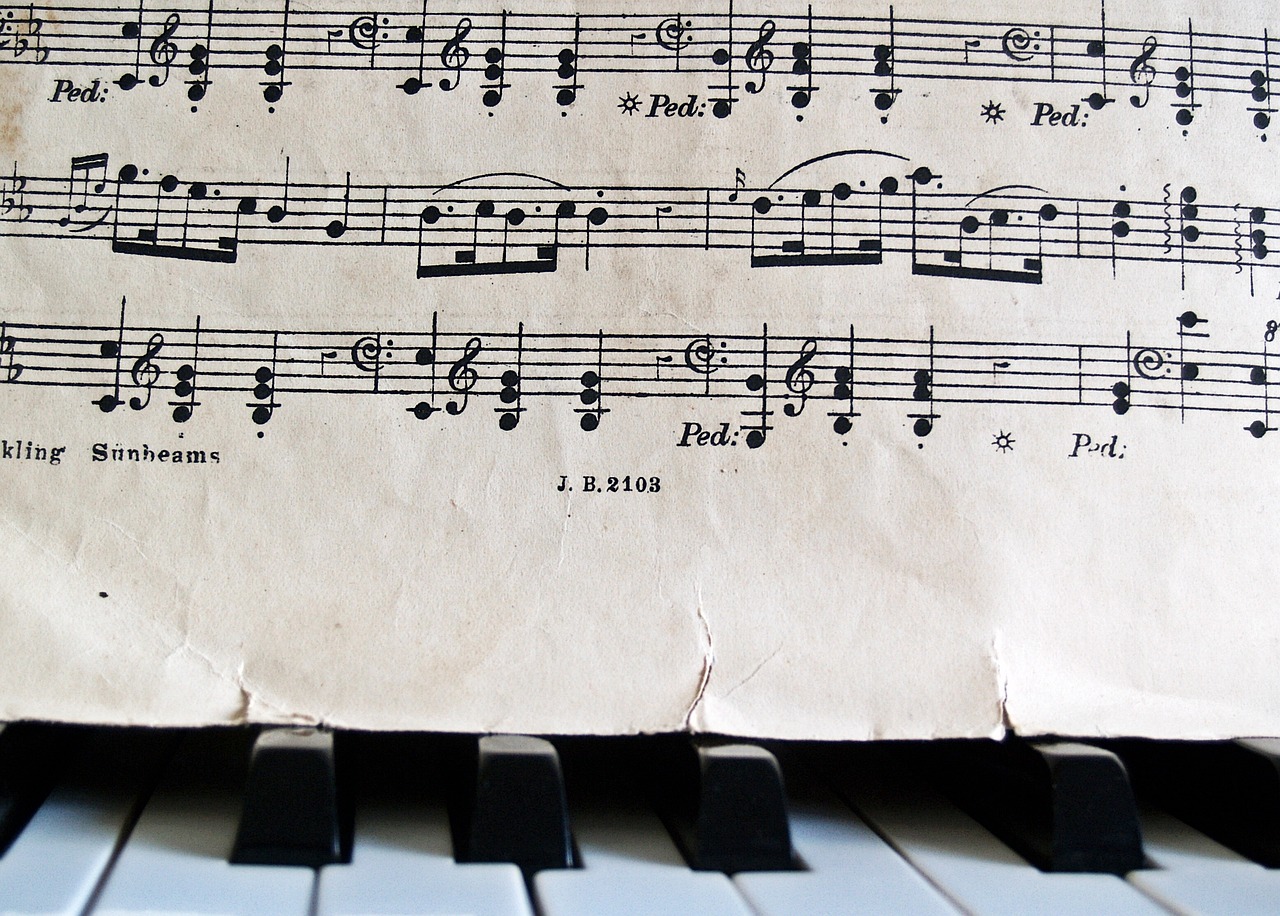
(1, 0, 1278, 739)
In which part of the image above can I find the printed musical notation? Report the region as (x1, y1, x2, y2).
(3, 149, 1276, 290)
(7, 1, 1278, 137)
(2, 301, 1276, 445)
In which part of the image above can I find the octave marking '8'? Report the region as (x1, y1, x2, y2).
(2, 300, 1278, 447)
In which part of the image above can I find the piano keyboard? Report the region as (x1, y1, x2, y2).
(1, 724, 1278, 915)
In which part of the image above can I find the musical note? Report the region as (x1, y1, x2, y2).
(92, 297, 130, 413)
(268, 157, 291, 224)
(185, 0, 213, 106)
(1249, 31, 1273, 139)
(909, 328, 937, 438)
(709, 1, 737, 118)
(109, 167, 238, 263)
(58, 152, 109, 232)
(249, 333, 280, 428)
(409, 311, 442, 419)
(418, 194, 560, 278)
(439, 17, 472, 91)
(576, 330, 606, 431)
(555, 15, 582, 108)
(1174, 310, 1209, 420)
(912, 181, 1051, 284)
(787, 5, 816, 117)
(1250, 322, 1274, 438)
(260, 0, 290, 110)
(399, 0, 431, 94)
(0, 322, 22, 382)
(743, 20, 775, 94)
(481, 11, 509, 109)
(782, 338, 817, 417)
(170, 317, 199, 423)
(327, 172, 351, 239)
(742, 326, 771, 448)
(498, 324, 523, 430)
(1172, 19, 1197, 129)
(116, 0, 146, 90)
(1178, 185, 1200, 289)
(873, 8, 898, 118)
(1082, 0, 1112, 110)
(444, 337, 481, 415)
(830, 326, 859, 436)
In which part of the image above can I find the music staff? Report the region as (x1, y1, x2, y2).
(2, 149, 1277, 290)
(1, 304, 1277, 444)
(7, 1, 1279, 136)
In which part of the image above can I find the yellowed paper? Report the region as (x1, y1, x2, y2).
(1, 0, 1278, 739)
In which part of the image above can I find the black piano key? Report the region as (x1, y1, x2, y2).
(458, 734, 574, 873)
(230, 727, 348, 867)
(1119, 738, 1280, 867)
(0, 723, 81, 856)
(935, 739, 1144, 873)
(654, 738, 795, 873)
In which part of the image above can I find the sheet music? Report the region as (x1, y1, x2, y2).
(2, 0, 1278, 739)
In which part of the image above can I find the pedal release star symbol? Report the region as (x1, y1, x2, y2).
(992, 430, 1016, 452)
(618, 92, 641, 115)
(981, 100, 1006, 124)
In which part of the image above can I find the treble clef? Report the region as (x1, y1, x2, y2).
(783, 338, 817, 417)
(1129, 36, 1158, 108)
(446, 336, 482, 414)
(439, 18, 472, 91)
(744, 20, 776, 93)
(129, 332, 165, 411)
(148, 12, 181, 88)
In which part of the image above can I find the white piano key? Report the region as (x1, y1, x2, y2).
(317, 799, 531, 916)
(1140, 808, 1254, 871)
(91, 744, 314, 916)
(0, 783, 139, 916)
(734, 789, 960, 915)
(834, 768, 1169, 916)
(534, 793, 753, 916)
(1128, 808, 1280, 915)
(1129, 864, 1280, 916)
